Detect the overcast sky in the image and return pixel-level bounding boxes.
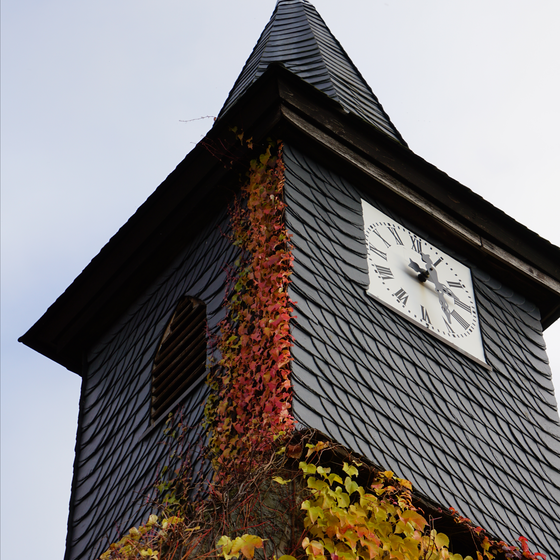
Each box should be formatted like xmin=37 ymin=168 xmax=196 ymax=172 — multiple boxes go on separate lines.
xmin=2 ymin=1 xmax=560 ymax=559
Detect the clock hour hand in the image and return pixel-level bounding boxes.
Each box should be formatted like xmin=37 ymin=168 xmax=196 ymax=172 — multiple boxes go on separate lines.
xmin=408 ymin=259 xmax=430 ymax=282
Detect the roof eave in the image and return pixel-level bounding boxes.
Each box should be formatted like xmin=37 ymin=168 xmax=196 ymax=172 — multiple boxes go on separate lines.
xmin=19 ymin=65 xmax=560 ymax=375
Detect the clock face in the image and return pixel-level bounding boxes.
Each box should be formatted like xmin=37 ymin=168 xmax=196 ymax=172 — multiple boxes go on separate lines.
xmin=362 ymin=200 xmax=486 ymax=363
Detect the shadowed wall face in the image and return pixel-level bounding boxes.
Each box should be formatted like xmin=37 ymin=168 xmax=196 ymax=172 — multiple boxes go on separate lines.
xmin=284 ymin=144 xmax=560 ymax=558
xmin=64 ymin=143 xmax=560 ymax=560
xmin=65 ymin=209 xmax=236 ymax=560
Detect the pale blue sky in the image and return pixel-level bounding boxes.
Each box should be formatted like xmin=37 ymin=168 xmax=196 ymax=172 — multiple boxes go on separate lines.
xmin=2 ymin=1 xmax=560 ymax=559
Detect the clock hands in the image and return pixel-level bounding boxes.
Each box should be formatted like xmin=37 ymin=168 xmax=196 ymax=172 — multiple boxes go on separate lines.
xmin=409 ymin=253 xmax=455 ymax=322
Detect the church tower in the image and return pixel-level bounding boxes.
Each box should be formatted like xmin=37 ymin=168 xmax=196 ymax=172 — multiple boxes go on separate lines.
xmin=21 ymin=1 xmax=560 ymax=559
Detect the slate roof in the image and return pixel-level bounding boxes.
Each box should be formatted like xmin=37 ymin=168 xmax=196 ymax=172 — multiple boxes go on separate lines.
xmin=218 ymin=0 xmax=406 ymax=146
xmin=284 ymin=144 xmax=560 ymax=558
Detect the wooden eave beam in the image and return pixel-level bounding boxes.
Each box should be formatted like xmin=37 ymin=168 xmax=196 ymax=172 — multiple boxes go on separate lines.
xmin=267 ymin=68 xmax=560 ymax=328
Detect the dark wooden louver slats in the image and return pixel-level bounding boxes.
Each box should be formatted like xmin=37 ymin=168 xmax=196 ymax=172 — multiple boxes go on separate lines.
xmin=151 ymin=298 xmax=207 ymax=422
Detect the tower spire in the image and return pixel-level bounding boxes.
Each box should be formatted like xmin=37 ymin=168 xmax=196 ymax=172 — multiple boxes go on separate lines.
xmin=219 ymin=0 xmax=406 ymax=145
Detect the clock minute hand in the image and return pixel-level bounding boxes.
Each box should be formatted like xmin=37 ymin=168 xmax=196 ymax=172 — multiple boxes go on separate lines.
xmin=420 ymin=253 xmax=455 ymax=295
xmin=420 ymin=252 xmax=455 ymax=320
xmin=420 ymin=253 xmax=444 ymax=289
xmin=437 ymin=289 xmax=452 ymax=322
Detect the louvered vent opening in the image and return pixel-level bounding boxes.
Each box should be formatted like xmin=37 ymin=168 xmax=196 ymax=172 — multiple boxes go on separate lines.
xmin=151 ymin=297 xmax=207 ymax=423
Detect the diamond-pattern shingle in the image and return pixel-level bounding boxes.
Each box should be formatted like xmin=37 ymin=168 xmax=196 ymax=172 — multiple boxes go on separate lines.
xmin=64 ymin=211 xmax=235 ymax=560
xmin=285 ymin=143 xmax=560 ymax=559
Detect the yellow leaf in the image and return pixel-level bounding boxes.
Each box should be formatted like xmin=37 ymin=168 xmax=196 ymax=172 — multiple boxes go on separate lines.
xmin=399 ymin=478 xmax=413 ymax=490
xmin=307 ymin=506 xmax=324 ymax=523
xmin=344 ymin=477 xmax=360 ymax=496
xmin=305 ymin=539 xmax=325 ymax=557
xmin=334 ymin=487 xmax=350 ymax=508
xmin=342 ymin=462 xmax=359 ymax=477
xmin=218 ymin=536 xmax=234 ymax=559
xmin=306 ymin=441 xmax=328 ymax=457
xmin=272 ymin=476 xmax=292 ymax=485
xmin=300 ymin=462 xmax=317 ymax=474
xmin=239 ymin=534 xmax=264 ymax=559
xmin=401 ymin=510 xmax=427 ymax=530
xmin=328 ymin=473 xmax=343 ymax=485
xmin=435 ymin=532 xmax=450 ymax=549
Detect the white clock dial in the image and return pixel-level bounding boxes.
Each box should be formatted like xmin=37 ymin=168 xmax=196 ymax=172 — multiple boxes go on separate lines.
xmin=362 ymin=200 xmax=486 ymax=363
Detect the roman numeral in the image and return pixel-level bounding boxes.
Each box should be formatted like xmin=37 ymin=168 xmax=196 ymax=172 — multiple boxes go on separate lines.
xmin=376 ymin=265 xmax=394 ymax=280
xmin=372 ymin=229 xmax=391 ymax=248
xmin=447 ymin=281 xmax=464 ymax=289
xmin=444 ymin=319 xmax=455 ymax=334
xmin=388 ymin=227 xmax=404 ymax=246
xmin=451 ymin=309 xmax=470 ymax=330
xmin=410 ymin=235 xmax=422 ymax=253
xmin=453 ymin=296 xmax=471 ymax=314
xmin=433 ymin=257 xmax=444 ymax=267
xmin=369 ymin=243 xmax=387 ymax=261
xmin=421 ymin=306 xmax=431 ymax=324
xmin=392 ymin=288 xmax=409 ymax=306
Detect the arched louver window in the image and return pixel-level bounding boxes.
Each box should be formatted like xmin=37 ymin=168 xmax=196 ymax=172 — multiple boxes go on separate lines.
xmin=151 ymin=297 xmax=207 ymax=423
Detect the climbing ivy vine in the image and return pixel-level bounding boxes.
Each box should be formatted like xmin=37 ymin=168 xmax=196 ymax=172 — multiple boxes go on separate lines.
xmin=205 ymin=139 xmax=294 ymax=477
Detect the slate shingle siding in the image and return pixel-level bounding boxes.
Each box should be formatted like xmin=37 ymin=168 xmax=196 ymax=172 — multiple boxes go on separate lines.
xmin=65 ymin=209 xmax=235 ymax=560
xmin=65 ymin=144 xmax=560 ymax=560
xmin=284 ymin=144 xmax=560 ymax=559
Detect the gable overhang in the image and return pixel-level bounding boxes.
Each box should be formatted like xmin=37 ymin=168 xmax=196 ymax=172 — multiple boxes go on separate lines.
xmin=19 ymin=64 xmax=560 ymax=375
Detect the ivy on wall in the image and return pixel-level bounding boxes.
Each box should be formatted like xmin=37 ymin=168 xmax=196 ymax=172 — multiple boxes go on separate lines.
xmin=205 ymin=140 xmax=295 ymax=477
